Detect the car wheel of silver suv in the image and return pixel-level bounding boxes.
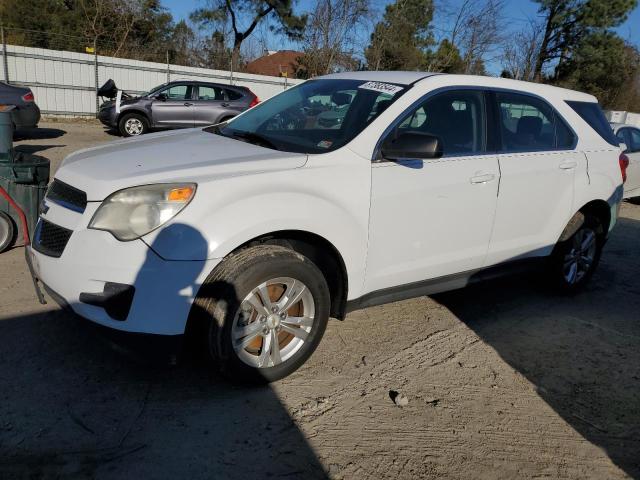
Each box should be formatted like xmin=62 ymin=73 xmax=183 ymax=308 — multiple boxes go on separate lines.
xmin=119 ymin=112 xmax=148 ymax=137
xmin=192 ymin=244 xmax=330 ymax=384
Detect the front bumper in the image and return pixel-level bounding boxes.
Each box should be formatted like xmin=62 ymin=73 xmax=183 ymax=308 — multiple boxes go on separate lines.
xmin=12 ymin=103 xmax=41 ymax=128
xmin=28 ymin=203 xmax=221 ymax=336
xmin=97 ymin=107 xmax=117 ymax=128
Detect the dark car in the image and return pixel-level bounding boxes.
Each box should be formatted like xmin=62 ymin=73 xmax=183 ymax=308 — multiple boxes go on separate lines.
xmin=97 ymin=79 xmax=260 ymax=137
xmin=0 ymin=82 xmax=41 ymax=130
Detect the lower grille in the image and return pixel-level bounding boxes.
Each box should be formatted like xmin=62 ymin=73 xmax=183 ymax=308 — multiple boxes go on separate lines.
xmin=32 ymin=219 xmax=73 ymax=258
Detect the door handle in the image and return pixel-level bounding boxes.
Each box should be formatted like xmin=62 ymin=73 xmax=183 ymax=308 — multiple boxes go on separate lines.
xmin=184 ymin=102 xmax=193 ymax=106
xmin=221 ymin=102 xmax=229 ymax=107
xmin=559 ymin=161 xmax=577 ymax=170
xmin=470 ymin=173 xmax=496 ymax=184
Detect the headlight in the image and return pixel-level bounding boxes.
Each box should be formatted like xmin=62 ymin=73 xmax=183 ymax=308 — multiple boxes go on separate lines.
xmin=89 ymin=183 xmax=196 ymax=241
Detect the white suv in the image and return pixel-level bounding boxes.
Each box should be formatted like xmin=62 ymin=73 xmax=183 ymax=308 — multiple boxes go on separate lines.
xmin=28 ymin=72 xmax=626 ymax=382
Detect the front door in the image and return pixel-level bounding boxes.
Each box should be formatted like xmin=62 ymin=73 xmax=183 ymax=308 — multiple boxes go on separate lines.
xmin=151 ymin=84 xmax=195 ymax=128
xmin=365 ymin=89 xmax=500 ymax=294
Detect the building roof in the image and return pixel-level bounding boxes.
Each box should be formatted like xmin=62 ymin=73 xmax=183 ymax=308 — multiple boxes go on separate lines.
xmin=245 ymin=50 xmax=303 ymax=77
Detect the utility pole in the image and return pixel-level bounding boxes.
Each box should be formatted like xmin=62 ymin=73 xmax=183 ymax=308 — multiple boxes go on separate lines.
xmin=1 ymin=26 xmax=9 ymax=84
xmin=166 ymin=50 xmax=170 ymax=83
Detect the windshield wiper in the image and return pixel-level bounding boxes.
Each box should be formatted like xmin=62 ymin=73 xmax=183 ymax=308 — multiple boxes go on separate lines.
xmin=231 ymin=131 xmax=279 ymax=150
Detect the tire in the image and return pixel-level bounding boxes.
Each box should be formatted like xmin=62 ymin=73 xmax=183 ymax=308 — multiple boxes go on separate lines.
xmin=192 ymin=245 xmax=330 ymax=384
xmin=549 ymin=213 xmax=604 ymax=293
xmin=118 ymin=113 xmax=149 ymax=137
xmin=0 ymin=212 xmax=16 ymax=253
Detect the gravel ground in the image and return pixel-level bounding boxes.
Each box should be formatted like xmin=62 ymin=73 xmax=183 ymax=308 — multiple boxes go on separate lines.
xmin=1 ymin=121 xmax=639 ymax=479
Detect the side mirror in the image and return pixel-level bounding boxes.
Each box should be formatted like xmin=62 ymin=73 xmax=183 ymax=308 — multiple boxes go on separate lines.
xmin=381 ymin=132 xmax=443 ymax=160
xmin=155 ymin=93 xmax=168 ymax=101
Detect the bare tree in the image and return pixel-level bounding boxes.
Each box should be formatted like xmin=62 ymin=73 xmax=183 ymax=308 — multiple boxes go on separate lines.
xmin=297 ymin=0 xmax=370 ymax=78
xmin=447 ymin=0 xmax=505 ymax=74
xmin=501 ymin=19 xmax=543 ymax=81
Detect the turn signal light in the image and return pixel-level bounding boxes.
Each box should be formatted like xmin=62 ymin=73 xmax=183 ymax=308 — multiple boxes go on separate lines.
xmin=167 ymin=186 xmax=195 ymax=202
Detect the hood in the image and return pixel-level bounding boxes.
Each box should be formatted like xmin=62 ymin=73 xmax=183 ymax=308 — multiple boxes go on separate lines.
xmin=55 ymin=129 xmax=308 ymax=201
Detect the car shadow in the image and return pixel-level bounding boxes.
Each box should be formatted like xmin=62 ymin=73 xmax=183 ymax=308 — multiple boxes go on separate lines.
xmin=14 ymin=144 xmax=63 ymax=156
xmin=433 ymin=216 xmax=640 ymax=478
xmin=0 ymin=223 xmax=327 ymax=478
xmin=13 ymin=128 xmax=66 ymax=141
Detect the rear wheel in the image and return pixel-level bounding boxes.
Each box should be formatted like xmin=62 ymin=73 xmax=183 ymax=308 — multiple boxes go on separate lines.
xmin=0 ymin=212 xmax=15 ymax=253
xmin=119 ymin=113 xmax=148 ymax=137
xmin=192 ymin=245 xmax=330 ymax=384
xmin=549 ymin=213 xmax=604 ymax=293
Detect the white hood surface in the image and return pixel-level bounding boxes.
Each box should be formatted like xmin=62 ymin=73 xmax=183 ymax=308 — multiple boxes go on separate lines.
xmin=56 ymin=128 xmax=308 ymax=200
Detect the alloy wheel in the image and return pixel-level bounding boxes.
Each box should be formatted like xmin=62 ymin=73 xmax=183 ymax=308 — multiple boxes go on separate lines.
xmin=563 ymin=228 xmax=597 ymax=285
xmin=231 ymin=277 xmax=315 ymax=368
xmin=125 ymin=118 xmax=143 ymax=135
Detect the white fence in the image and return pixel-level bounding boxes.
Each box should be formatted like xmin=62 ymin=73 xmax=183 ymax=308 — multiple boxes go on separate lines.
xmin=0 ymin=44 xmax=302 ymax=117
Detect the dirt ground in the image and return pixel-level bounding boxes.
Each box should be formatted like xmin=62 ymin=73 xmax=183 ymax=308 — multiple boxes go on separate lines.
xmin=1 ymin=120 xmax=639 ymax=479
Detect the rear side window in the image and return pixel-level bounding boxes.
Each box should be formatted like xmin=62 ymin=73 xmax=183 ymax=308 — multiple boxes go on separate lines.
xmin=496 ymin=92 xmax=574 ymax=152
xmin=197 ymin=85 xmax=224 ymax=101
xmin=566 ymin=101 xmax=618 ymax=147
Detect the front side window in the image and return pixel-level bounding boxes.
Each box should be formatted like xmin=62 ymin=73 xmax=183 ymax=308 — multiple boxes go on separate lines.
xmin=389 ymin=89 xmax=486 ymax=156
xmin=210 ymin=79 xmax=408 ymax=154
xmin=160 ymin=85 xmax=192 ymax=100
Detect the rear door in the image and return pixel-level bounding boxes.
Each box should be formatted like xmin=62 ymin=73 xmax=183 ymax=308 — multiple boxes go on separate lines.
xmin=151 ymin=83 xmax=195 ymax=128
xmin=485 ymin=91 xmax=582 ymax=265
xmin=192 ymin=84 xmax=227 ymax=126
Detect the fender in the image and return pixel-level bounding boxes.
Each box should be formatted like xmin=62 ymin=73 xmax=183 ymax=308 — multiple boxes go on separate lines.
xmin=144 ymin=152 xmax=373 ymax=300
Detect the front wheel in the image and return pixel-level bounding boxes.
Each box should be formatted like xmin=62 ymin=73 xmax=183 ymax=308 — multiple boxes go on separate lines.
xmin=193 ymin=245 xmax=330 ymax=384
xmin=549 ymin=213 xmax=604 ymax=293
xmin=118 ymin=113 xmax=148 ymax=137
xmin=0 ymin=212 xmax=15 ymax=253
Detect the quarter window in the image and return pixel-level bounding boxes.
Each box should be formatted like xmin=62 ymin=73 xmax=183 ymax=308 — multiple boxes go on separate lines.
xmin=391 ymin=90 xmax=486 ymax=156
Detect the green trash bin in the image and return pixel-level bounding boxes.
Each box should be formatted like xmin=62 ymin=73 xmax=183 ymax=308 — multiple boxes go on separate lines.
xmin=0 ymin=105 xmax=50 ymax=251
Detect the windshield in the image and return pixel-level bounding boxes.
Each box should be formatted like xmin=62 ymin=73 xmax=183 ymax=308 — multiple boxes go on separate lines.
xmin=210 ymin=79 xmax=408 ymax=154
xmin=142 ymin=83 xmax=168 ymax=97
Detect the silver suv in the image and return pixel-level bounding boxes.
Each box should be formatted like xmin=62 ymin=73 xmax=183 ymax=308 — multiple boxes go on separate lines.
xmin=97 ymin=80 xmax=259 ymax=137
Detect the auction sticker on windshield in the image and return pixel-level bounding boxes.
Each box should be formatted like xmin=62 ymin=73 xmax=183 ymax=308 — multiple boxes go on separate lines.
xmin=358 ymin=81 xmax=404 ymax=95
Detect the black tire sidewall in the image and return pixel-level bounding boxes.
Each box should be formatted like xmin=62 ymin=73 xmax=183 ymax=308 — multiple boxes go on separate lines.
xmin=0 ymin=212 xmax=15 ymax=253
xmin=550 ymin=214 xmax=604 ymax=293
xmin=206 ymin=247 xmax=330 ymax=383
xmin=118 ymin=113 xmax=148 ymax=137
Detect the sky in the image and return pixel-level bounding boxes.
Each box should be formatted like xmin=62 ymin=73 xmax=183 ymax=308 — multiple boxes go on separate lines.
xmin=163 ymin=0 xmax=640 ymax=73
